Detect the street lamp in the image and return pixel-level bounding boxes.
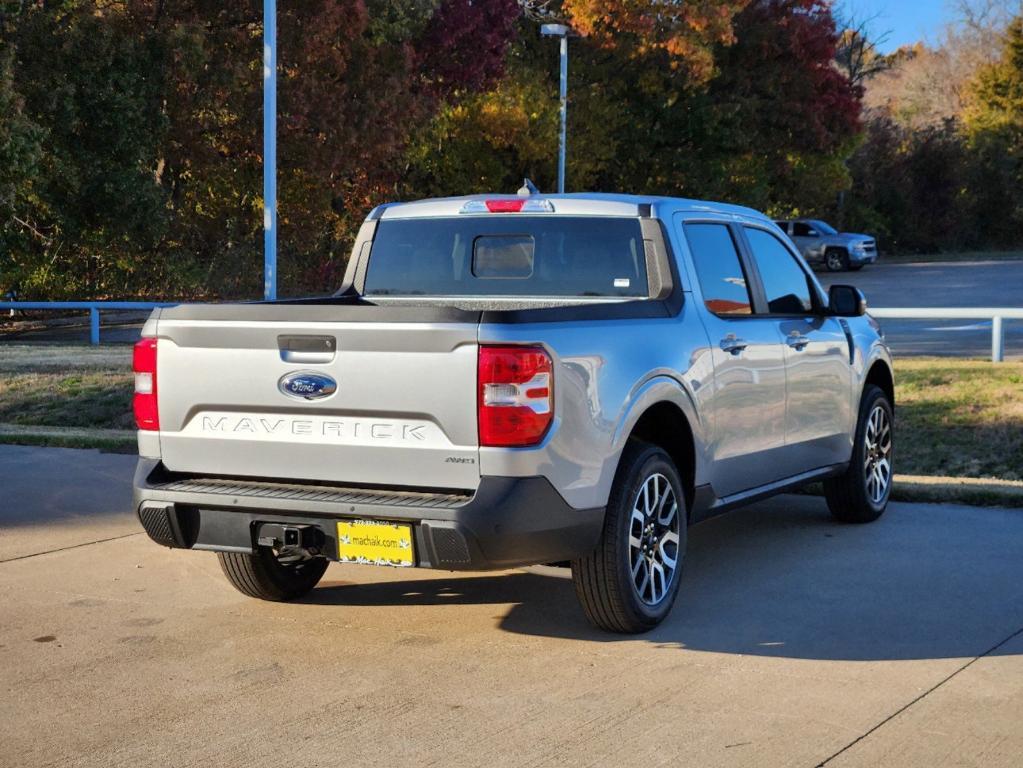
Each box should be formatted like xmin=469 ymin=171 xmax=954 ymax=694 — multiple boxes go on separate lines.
xmin=263 ymin=0 xmax=277 ymax=301
xmin=541 ymin=23 xmax=570 ymax=194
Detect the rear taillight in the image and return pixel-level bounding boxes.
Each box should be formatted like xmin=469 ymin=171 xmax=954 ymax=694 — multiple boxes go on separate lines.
xmin=478 ymin=345 xmax=554 ymax=447
xmin=133 ymin=338 xmax=159 ymax=431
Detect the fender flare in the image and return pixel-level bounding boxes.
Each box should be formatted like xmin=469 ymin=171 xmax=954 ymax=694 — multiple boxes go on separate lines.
xmin=589 ymin=373 xmax=709 ymax=508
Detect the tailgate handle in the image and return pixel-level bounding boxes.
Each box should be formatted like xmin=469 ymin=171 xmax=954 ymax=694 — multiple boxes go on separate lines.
xmin=278 ymin=335 xmax=336 ymax=364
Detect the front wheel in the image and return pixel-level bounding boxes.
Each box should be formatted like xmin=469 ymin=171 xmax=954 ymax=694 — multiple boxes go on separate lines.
xmin=218 ymin=547 xmax=329 ymax=601
xmin=824 ymin=385 xmax=894 ymax=523
xmin=825 ymin=248 xmax=849 ymax=272
xmin=572 ymin=442 xmax=688 ymax=633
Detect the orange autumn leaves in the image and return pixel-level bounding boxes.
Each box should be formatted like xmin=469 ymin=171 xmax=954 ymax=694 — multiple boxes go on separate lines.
xmin=559 ymin=0 xmax=748 ymax=78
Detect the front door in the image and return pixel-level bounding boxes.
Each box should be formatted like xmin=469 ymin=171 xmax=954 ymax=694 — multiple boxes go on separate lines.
xmin=740 ymin=226 xmax=853 ymax=474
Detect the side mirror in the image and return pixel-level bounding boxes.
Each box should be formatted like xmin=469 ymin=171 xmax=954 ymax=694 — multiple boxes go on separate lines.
xmin=807 ymin=229 xmax=819 ymax=237
xmin=829 ymin=284 xmax=867 ymax=317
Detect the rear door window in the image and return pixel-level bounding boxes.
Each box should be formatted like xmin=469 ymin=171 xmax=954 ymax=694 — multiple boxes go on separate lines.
xmin=683 ymin=223 xmax=754 ymax=316
xmin=363 ymin=217 xmax=647 ymax=297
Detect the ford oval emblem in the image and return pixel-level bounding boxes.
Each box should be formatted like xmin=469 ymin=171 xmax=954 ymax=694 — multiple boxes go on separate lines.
xmin=278 ymin=371 xmax=338 ymax=401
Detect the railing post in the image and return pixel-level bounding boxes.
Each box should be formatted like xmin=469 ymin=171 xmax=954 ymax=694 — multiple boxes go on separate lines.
xmin=89 ymin=307 xmax=100 ymax=346
xmin=992 ymin=316 xmax=1004 ymax=363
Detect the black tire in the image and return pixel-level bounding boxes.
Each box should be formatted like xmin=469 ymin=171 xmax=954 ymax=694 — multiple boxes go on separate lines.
xmin=218 ymin=547 xmax=329 ymax=601
xmin=824 ymin=385 xmax=894 ymax=523
xmin=825 ymin=248 xmax=849 ymax=272
xmin=572 ymin=441 xmax=688 ymax=633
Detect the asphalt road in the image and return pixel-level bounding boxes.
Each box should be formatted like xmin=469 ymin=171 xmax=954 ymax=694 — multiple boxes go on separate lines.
xmin=2 ymin=443 xmax=1022 ymax=767
xmin=817 ymin=259 xmax=1023 ymax=358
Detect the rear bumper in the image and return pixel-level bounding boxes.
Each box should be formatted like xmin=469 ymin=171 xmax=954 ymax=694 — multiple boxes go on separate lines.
xmin=133 ymin=460 xmax=604 ymax=570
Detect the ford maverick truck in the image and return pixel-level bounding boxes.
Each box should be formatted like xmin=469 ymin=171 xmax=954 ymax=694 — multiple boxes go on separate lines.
xmin=133 ymin=193 xmax=894 ymax=632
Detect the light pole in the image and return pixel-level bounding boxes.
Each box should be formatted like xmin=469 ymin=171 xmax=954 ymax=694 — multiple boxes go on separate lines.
xmin=541 ymin=23 xmax=570 ymax=194
xmin=263 ymin=0 xmax=277 ymax=301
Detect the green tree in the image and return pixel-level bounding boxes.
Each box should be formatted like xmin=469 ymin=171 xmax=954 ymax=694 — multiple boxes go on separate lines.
xmin=964 ymin=15 xmax=1023 ymax=245
xmin=0 ymin=46 xmax=45 ymax=290
xmin=1 ymin=6 xmax=169 ymax=298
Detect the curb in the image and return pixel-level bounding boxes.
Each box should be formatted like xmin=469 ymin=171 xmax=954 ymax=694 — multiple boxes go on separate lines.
xmin=0 ymin=424 xmax=136 ymax=453
xmin=801 ymin=474 xmax=1023 ymax=509
xmin=890 ymin=474 xmax=1023 ymax=508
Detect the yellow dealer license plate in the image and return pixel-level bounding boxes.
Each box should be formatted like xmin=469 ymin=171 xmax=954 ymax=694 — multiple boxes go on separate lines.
xmin=336 ymin=520 xmax=414 ymax=567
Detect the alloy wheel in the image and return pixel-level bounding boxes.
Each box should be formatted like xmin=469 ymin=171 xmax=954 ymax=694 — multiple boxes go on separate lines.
xmin=627 ymin=473 xmax=681 ymax=606
xmin=863 ymin=404 xmax=893 ymax=504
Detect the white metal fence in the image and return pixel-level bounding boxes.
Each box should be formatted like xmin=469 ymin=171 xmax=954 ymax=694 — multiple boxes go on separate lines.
xmin=870 ymin=307 xmax=1023 ymax=362
xmin=0 ymin=301 xmax=174 ymax=345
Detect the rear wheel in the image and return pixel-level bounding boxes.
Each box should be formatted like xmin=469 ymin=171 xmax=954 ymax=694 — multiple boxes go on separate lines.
xmin=218 ymin=547 xmax=328 ymax=601
xmin=572 ymin=442 xmax=687 ymax=633
xmin=824 ymin=385 xmax=893 ymax=523
xmin=825 ymin=248 xmax=849 ymax=272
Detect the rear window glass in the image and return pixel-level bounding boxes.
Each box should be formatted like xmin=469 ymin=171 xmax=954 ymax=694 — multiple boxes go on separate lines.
xmin=362 ymin=216 xmax=647 ymax=297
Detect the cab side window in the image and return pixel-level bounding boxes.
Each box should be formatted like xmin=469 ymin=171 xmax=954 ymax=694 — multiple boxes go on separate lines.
xmin=792 ymin=222 xmax=814 ymax=237
xmin=745 ymin=227 xmax=814 ymax=314
xmin=684 ymin=223 xmax=754 ymax=316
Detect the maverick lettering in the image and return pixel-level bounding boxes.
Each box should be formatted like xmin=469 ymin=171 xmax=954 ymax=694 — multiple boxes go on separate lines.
xmin=200 ymin=415 xmax=427 ymax=441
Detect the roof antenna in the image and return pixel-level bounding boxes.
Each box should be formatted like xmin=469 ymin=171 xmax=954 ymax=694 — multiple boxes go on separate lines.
xmin=517 ymin=178 xmax=539 ymax=196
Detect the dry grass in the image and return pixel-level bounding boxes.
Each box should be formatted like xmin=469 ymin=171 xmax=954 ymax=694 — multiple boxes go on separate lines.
xmin=0 ymin=345 xmax=134 ymax=430
xmin=0 ymin=344 xmax=131 ymax=373
xmin=893 ymin=358 xmax=1023 ymax=481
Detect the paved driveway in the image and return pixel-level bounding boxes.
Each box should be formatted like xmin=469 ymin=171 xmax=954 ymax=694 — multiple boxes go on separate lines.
xmin=817 ymin=259 xmax=1023 ymax=358
xmin=2 ymin=444 xmax=1022 ymax=767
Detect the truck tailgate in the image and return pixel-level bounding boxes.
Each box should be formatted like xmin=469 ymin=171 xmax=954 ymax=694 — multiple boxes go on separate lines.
xmin=154 ymin=306 xmax=481 ymax=491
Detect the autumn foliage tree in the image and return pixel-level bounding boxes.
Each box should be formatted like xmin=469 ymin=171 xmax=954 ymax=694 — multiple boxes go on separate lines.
xmin=406 ymin=0 xmax=861 ymax=216
xmin=3 ymin=1 xmax=1018 ymax=300
xmin=0 ymin=0 xmax=518 ymax=299
xmin=843 ymin=10 xmax=1023 ymax=252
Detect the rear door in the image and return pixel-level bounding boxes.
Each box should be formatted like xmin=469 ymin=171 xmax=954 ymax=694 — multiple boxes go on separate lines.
xmin=678 ymin=217 xmax=789 ymax=496
xmin=155 ymin=304 xmax=481 ymax=491
xmin=738 ymin=225 xmax=853 ymax=473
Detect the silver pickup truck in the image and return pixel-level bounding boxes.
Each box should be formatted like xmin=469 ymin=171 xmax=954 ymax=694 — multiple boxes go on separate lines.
xmin=133 ymin=193 xmax=894 ymax=633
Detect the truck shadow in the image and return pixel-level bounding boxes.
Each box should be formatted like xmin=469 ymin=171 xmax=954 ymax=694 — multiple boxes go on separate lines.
xmin=306 ymin=495 xmax=1023 ymax=661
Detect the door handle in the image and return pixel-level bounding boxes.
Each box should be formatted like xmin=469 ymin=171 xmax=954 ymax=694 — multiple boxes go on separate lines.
xmin=787 ymin=333 xmax=810 ymax=351
xmin=720 ymin=335 xmax=749 ymax=355
xmin=278 ymin=335 xmax=337 ymax=364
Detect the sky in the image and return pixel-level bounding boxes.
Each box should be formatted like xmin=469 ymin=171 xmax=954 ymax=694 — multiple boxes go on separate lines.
xmin=842 ymin=0 xmax=955 ymax=52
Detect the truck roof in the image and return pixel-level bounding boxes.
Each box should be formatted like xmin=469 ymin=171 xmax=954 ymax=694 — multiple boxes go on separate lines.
xmin=370 ymin=192 xmax=771 ymax=223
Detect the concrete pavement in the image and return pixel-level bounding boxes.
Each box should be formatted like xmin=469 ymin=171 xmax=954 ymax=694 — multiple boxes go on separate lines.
xmin=1 ymin=443 xmax=1022 ymax=767
xmin=0 ymin=444 xmax=138 ymax=562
